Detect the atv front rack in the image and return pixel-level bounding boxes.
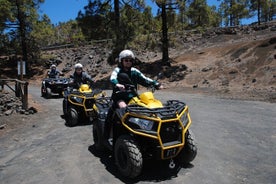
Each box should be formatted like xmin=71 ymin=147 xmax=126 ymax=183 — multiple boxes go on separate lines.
xmin=126 ymin=100 xmax=186 ymax=119
xmin=70 ymin=88 xmax=104 ymax=97
xmin=95 ymin=97 xmax=112 ymax=109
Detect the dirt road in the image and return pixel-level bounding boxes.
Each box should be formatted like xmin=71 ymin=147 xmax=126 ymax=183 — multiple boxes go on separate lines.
xmin=0 ymin=85 xmax=275 ymax=184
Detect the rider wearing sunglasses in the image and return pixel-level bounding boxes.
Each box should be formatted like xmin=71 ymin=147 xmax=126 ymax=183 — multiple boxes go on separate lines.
xmin=110 ymin=49 xmax=163 ymax=109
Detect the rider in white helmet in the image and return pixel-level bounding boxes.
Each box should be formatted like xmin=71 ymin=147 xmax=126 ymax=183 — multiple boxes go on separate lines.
xmin=102 ymin=49 xmax=164 ymax=145
xmin=69 ymin=63 xmax=95 ymax=89
xmin=110 ymin=49 xmax=163 ymax=108
xmin=47 ymin=64 xmax=62 ymax=78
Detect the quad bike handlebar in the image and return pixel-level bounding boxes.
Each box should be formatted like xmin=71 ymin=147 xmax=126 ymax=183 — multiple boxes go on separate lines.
xmin=115 ymin=72 xmax=163 ymax=95
xmin=114 ymin=83 xmax=139 ymax=98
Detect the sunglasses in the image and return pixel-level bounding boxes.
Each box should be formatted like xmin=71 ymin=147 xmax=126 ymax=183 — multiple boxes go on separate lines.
xmin=122 ymin=58 xmax=133 ymax=63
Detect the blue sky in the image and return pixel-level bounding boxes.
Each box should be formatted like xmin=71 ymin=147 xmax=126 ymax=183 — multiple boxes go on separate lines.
xmin=40 ymin=0 xmax=255 ymax=25
xmin=39 ymin=0 xmax=217 ymax=25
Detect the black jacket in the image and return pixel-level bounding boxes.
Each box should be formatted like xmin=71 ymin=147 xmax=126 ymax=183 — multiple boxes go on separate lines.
xmin=70 ymin=71 xmax=94 ymax=88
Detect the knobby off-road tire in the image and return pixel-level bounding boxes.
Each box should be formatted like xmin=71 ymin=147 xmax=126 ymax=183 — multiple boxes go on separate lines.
xmin=92 ymin=122 xmax=105 ymax=150
xmin=92 ymin=125 xmax=99 ymax=147
xmin=177 ymin=129 xmax=197 ymax=164
xmin=41 ymin=87 xmax=45 ymax=97
xmin=115 ymin=135 xmax=143 ymax=179
xmin=46 ymin=87 xmax=52 ymax=99
xmin=66 ymin=106 xmax=78 ymax=127
xmin=59 ymin=92 xmax=63 ymax=98
xmin=62 ymin=99 xmax=67 ymax=116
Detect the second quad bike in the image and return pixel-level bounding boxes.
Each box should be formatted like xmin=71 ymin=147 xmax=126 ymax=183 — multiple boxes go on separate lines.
xmin=62 ymin=84 xmax=108 ymax=127
xmin=41 ymin=77 xmax=69 ymax=98
xmin=92 ymin=73 xmax=197 ymax=179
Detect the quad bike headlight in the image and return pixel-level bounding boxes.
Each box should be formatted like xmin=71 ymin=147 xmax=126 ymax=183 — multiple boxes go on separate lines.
xmin=128 ymin=117 xmax=154 ymax=131
xmin=180 ymin=111 xmax=189 ymax=127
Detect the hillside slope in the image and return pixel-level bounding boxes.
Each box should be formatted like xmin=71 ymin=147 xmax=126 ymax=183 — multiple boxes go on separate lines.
xmin=169 ymin=33 xmax=276 ymax=102
xmin=1 ymin=22 xmax=275 ymax=102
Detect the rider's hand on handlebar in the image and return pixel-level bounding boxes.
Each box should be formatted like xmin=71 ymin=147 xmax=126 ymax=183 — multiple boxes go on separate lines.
xmin=155 ymin=82 xmax=164 ymax=90
xmin=157 ymin=84 xmax=164 ymax=90
xmin=116 ymin=83 xmax=125 ymax=91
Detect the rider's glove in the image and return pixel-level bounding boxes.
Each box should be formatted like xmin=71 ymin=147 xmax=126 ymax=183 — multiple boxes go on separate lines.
xmin=155 ymin=82 xmax=164 ymax=90
xmin=116 ymin=83 xmax=125 ymax=91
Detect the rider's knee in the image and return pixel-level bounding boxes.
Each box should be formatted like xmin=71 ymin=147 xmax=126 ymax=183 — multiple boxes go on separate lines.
xmin=118 ymin=100 xmax=127 ymax=108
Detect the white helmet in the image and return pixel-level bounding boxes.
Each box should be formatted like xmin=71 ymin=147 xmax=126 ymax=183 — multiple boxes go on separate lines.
xmin=119 ymin=50 xmax=135 ymax=63
xmin=74 ymin=63 xmax=83 ymax=69
xmin=50 ymin=64 xmax=56 ymax=69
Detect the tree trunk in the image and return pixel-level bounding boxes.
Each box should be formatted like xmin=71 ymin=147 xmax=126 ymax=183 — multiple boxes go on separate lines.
xmin=161 ymin=3 xmax=170 ymax=66
xmin=110 ymin=0 xmax=124 ymax=64
xmin=16 ymin=0 xmax=28 ymax=77
xmin=114 ymin=0 xmax=120 ymax=44
xmin=229 ymin=0 xmax=233 ymax=26
xmin=257 ymin=0 xmax=260 ymax=25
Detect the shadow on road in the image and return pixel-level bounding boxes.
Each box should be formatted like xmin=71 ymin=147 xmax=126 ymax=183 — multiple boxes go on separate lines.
xmin=88 ymin=144 xmax=194 ymax=183
xmin=41 ymin=94 xmax=64 ymax=99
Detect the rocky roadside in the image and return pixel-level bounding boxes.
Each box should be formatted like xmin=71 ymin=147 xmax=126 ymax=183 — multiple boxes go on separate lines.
xmin=0 ymin=90 xmax=38 ymax=132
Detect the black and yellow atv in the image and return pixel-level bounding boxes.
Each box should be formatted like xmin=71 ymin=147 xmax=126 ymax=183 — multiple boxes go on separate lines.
xmin=92 ymin=74 xmax=197 ymax=178
xmin=62 ymin=84 xmax=107 ymax=127
xmin=41 ymin=77 xmax=69 ymax=98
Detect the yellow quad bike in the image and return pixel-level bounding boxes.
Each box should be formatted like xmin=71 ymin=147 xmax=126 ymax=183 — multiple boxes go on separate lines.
xmin=62 ymin=84 xmax=106 ymax=127
xmin=92 ymin=74 xmax=197 ymax=179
